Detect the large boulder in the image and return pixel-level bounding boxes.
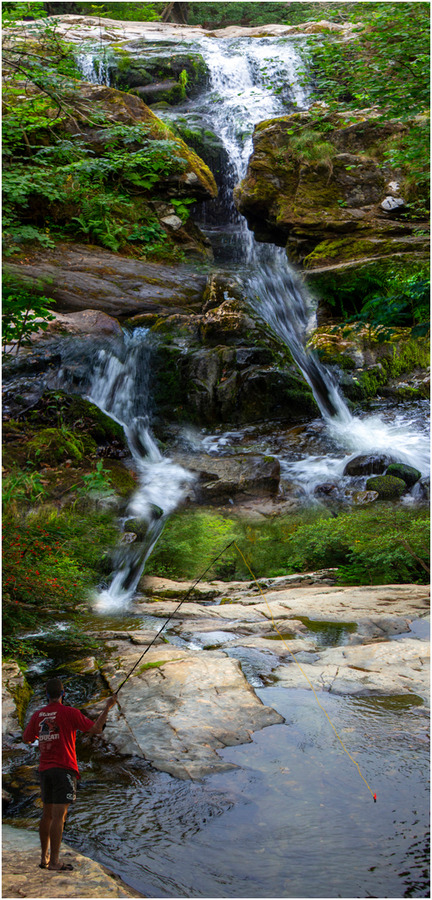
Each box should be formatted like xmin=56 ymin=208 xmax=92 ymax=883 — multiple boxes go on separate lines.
xmin=108 ymin=43 xmax=209 ymax=103
xmin=4 ymin=243 xmax=208 ymax=316
xmin=101 ymin=644 xmax=284 ymax=779
xmin=234 ymin=109 xmax=429 ymax=303
xmin=365 ymin=474 xmax=407 ymax=499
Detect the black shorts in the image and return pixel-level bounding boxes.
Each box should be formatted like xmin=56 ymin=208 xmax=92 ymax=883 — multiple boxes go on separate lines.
xmin=40 ymin=768 xmax=77 ymax=804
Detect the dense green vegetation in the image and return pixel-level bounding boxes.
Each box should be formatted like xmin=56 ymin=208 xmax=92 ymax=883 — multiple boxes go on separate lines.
xmin=2 ymin=506 xmax=119 ymax=659
xmin=314 ymin=261 xmax=430 ymax=337
xmin=305 ymin=2 xmax=430 ymax=216
xmin=2 ymin=389 xmax=134 ymax=660
xmin=145 ymin=507 xmax=430 ymax=586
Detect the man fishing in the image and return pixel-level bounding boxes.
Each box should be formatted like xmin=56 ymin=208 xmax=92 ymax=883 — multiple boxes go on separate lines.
xmin=22 ymin=677 xmax=117 ymax=872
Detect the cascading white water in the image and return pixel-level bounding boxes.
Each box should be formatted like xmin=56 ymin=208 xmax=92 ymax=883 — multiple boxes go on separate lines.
xmin=87 ymin=330 xmax=195 ymax=611
xmin=76 ymin=49 xmax=111 ymax=85
xmin=79 ymin=29 xmax=428 ymax=574
xmin=189 ymin=36 xmax=429 ymax=480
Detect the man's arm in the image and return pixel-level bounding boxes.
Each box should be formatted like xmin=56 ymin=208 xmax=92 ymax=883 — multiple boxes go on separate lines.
xmin=86 ymin=695 xmax=117 ymax=736
xmin=22 ymin=713 xmax=37 ymax=744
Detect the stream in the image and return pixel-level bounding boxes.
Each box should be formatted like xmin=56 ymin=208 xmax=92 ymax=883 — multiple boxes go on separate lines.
xmin=5 ymin=26 xmax=429 ymax=900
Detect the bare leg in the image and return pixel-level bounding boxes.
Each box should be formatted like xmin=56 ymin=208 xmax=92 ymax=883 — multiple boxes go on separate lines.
xmin=47 ymin=803 xmax=69 ymax=870
xmin=39 ymin=803 xmax=53 ymax=867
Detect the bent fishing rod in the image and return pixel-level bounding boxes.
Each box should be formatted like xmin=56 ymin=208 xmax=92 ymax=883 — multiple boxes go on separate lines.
xmin=115 ymin=540 xmax=236 ymax=694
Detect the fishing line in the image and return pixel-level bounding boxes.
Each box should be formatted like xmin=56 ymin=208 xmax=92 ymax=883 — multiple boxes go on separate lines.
xmin=113 ymin=537 xmax=376 ymax=802
xmin=115 ymin=540 xmax=235 ymax=693
xmin=233 ymin=541 xmax=377 ymax=802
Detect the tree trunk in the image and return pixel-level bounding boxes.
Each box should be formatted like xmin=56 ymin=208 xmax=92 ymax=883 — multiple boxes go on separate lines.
xmin=162 ymin=2 xmax=189 ymax=24
xmin=44 ymin=2 xmax=80 ymax=14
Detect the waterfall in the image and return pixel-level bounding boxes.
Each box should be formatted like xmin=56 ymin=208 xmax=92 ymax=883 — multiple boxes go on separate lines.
xmin=190 ymin=36 xmax=429 ymax=478
xmin=76 ymin=49 xmax=111 ymax=85
xmin=77 ymin=30 xmax=428 ymax=604
xmin=87 ymin=330 xmax=195 ymax=612
xmin=192 ymin=36 xmax=349 ymax=419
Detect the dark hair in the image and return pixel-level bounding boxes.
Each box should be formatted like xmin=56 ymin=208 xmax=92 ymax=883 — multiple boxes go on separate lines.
xmin=45 ymin=677 xmax=64 ymax=700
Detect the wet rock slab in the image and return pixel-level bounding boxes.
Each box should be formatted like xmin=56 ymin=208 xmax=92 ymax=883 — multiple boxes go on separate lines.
xmin=274 ymin=638 xmax=429 ymax=700
xmin=101 ymin=646 xmax=283 ymax=779
xmin=5 ymin=243 xmax=207 ymax=317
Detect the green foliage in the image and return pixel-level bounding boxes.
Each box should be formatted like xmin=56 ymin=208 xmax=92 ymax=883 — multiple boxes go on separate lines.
xmin=314 ymin=261 xmax=430 ymax=335
xmin=76 ymin=460 xmax=116 ymax=504
xmin=2 ymin=469 xmax=48 ymax=507
xmin=146 ymin=506 xmax=429 ymax=586
xmin=2 ymin=19 xmax=190 ymax=260
xmin=186 ymin=2 xmax=355 ymax=28
xmin=2 ymin=276 xmax=56 ymax=355
xmin=146 ymin=511 xmax=241 ymax=580
xmin=305 ymin=3 xmax=430 ymax=207
xmin=2 ymin=505 xmax=119 ymax=659
xmin=74 ymin=2 xmax=165 ymax=21
xmin=288 ymin=128 xmax=335 ymax=168
xmin=351 ymin=276 xmax=430 ymax=336
xmin=2 ymin=2 xmax=46 ymax=24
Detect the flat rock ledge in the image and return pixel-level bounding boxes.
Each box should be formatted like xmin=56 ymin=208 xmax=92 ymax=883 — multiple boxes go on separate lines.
xmin=92 ymin=580 xmax=430 ymax=782
xmin=101 ymin=646 xmax=283 ymax=780
xmin=2 ymin=824 xmax=142 ymax=898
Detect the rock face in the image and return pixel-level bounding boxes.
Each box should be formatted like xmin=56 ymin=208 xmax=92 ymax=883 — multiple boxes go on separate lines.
xmin=3 ymin=259 xmax=317 ymax=429
xmin=4 ymin=243 xmax=208 ymax=316
xmin=2 ymin=663 xmax=30 ymax=739
xmin=61 ymin=82 xmax=217 ymax=202
xmin=235 ymin=109 xmax=429 ymax=295
xmin=101 ymin=646 xmax=284 ymax=779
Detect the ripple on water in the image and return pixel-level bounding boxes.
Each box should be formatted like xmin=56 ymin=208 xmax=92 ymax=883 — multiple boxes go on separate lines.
xmin=64 ymin=687 xmax=429 ymax=899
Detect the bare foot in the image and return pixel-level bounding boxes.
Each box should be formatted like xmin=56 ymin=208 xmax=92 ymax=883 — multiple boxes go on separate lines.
xmin=48 ymin=862 xmax=74 ymax=871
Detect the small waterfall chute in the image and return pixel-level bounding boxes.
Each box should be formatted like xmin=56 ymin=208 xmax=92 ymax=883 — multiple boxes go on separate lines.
xmin=87 ymin=329 xmax=195 ymax=612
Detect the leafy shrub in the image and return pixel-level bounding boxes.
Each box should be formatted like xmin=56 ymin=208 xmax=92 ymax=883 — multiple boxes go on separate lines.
xmin=2 ymin=276 xmax=55 ymax=355
xmin=2 ymin=19 xmax=191 ymax=260
xmin=2 ymin=507 xmax=119 ymax=659
xmin=146 ymin=506 xmax=430 ymax=585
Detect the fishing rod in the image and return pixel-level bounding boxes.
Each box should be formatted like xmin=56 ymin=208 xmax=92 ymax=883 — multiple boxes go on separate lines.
xmin=113 ymin=537 xmax=377 ymax=802
xmin=115 ymin=540 xmax=235 ymax=694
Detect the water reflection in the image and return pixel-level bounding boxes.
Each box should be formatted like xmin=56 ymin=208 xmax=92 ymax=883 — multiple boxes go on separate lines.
xmin=66 ymin=687 xmax=429 ymax=898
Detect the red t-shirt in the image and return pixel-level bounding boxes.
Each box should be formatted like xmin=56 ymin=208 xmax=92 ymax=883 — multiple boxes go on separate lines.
xmin=23 ymin=701 xmax=94 ymax=775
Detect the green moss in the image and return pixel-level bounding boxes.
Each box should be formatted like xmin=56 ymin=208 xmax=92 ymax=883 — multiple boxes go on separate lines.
xmin=102 ymin=462 xmax=137 ymax=498
xmin=137 ymin=659 xmax=179 ymax=674
xmin=366 ymin=475 xmax=407 ymax=499
xmin=8 ymin=676 xmax=33 ymax=728
xmin=386 ymin=464 xmax=421 ymax=486
xmin=26 ymin=427 xmax=89 ymax=465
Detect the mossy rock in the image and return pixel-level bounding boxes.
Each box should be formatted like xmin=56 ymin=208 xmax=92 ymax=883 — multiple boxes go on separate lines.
xmin=110 ymin=49 xmax=208 ymax=98
xmin=365 ymin=474 xmax=407 ymax=499
xmin=7 ymin=674 xmax=33 ymax=728
xmin=102 ymin=461 xmax=137 ymax=498
xmin=386 ymin=463 xmax=421 ymax=487
xmin=27 ymin=392 xmax=126 ymax=447
xmin=26 ymin=427 xmax=92 ymax=465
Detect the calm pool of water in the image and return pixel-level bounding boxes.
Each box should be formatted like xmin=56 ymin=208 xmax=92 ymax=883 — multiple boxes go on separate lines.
xmin=65 ymin=686 xmax=429 ymax=898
